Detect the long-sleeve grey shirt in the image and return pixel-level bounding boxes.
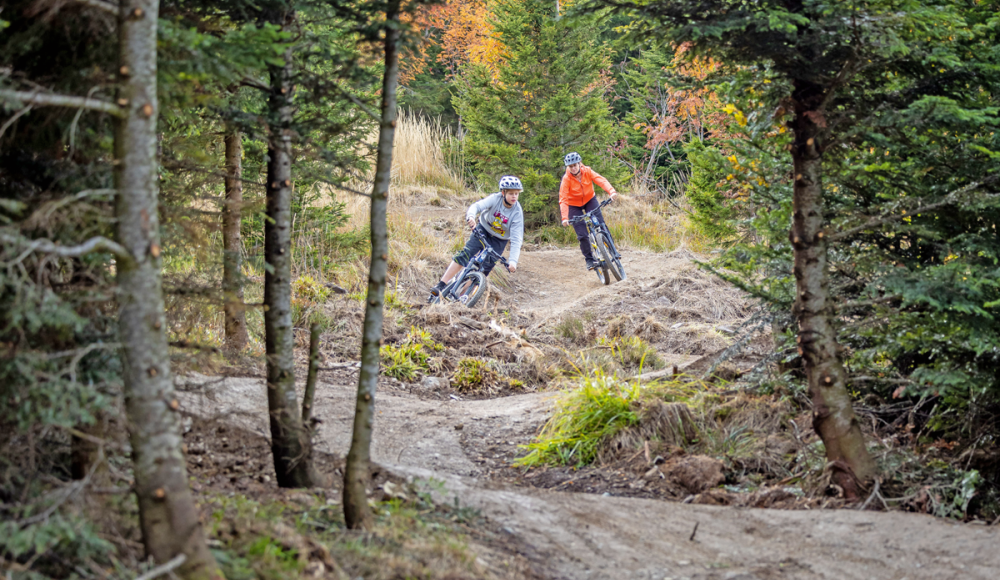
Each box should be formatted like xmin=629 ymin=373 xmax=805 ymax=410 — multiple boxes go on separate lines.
xmin=466 ymin=192 xmax=524 ymax=265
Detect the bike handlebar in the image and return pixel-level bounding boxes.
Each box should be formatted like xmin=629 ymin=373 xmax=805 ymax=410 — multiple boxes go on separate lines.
xmin=566 ymin=197 xmax=615 ymax=225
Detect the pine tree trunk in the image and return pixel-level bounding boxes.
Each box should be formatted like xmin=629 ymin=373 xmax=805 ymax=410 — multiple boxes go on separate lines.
xmin=222 ymin=126 xmax=248 ymax=353
xmin=343 ymin=0 xmax=401 ymax=531
xmin=789 ymin=85 xmax=876 ymax=498
xmin=114 ymin=2 xmax=220 ymax=577
xmin=263 ymin=9 xmax=315 ymax=488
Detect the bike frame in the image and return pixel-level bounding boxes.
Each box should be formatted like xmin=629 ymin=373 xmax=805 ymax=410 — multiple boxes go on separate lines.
xmin=441 ymin=228 xmax=509 ymax=302
xmin=568 ymin=198 xmax=621 ymax=260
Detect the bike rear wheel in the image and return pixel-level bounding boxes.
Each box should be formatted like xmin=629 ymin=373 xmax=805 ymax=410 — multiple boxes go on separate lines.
xmin=593 ymin=233 xmax=612 ymax=285
xmin=454 ymin=271 xmax=488 ymax=308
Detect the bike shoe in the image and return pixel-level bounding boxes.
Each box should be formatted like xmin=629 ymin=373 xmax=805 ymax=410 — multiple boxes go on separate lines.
xmin=585 ymin=258 xmax=598 ymax=270
xmin=428 ymin=281 xmax=446 ymax=300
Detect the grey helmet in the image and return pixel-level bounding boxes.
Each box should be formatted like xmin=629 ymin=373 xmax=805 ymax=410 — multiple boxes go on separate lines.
xmin=498 ymin=175 xmax=523 ymax=190
xmin=564 ymin=152 xmax=582 ymax=166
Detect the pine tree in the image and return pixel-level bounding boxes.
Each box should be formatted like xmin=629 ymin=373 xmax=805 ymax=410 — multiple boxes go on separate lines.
xmin=601 ymin=0 xmax=1000 ymax=496
xmin=454 ymin=0 xmax=618 ymax=225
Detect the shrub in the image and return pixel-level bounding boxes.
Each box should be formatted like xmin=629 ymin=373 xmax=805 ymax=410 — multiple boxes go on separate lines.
xmin=554 ymin=315 xmax=586 ymax=343
xmin=515 ymin=370 xmax=639 ymax=467
xmin=597 ymin=336 xmax=664 ymax=370
xmin=380 ymin=327 xmax=443 ymax=381
xmin=451 ymin=358 xmax=524 ymax=395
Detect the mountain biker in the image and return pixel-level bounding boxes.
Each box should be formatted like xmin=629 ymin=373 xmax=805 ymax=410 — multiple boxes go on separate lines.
xmin=559 ymin=152 xmax=619 ymax=270
xmin=429 ymin=175 xmax=524 ymax=299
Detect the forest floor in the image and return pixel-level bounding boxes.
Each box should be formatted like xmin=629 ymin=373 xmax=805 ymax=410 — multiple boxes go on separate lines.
xmin=178 ymin=200 xmax=1000 ymax=579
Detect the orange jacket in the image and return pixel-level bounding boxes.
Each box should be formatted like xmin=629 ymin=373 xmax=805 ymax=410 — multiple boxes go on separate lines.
xmin=559 ymin=165 xmax=617 ymax=221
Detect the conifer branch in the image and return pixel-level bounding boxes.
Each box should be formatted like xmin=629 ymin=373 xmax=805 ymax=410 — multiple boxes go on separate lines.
xmin=829 ymin=177 xmax=1000 ymax=242
xmin=240 ymin=77 xmax=272 ymax=92
xmin=0 ymin=105 xmax=32 ymax=141
xmin=0 ymin=232 xmax=132 ymax=266
xmin=0 ymin=90 xmax=124 ymax=118
xmin=837 ymin=295 xmax=902 ymax=311
xmin=329 ymin=83 xmax=379 ymax=122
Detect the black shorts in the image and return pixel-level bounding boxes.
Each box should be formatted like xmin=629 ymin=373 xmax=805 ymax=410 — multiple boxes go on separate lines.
xmin=453 ymin=225 xmax=509 ymax=276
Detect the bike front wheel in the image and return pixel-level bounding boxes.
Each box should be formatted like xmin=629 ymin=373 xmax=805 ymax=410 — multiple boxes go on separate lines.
xmin=598 ymin=233 xmax=625 ymax=282
xmin=593 ymin=233 xmax=612 ymax=285
xmin=454 ymin=271 xmax=488 ymax=308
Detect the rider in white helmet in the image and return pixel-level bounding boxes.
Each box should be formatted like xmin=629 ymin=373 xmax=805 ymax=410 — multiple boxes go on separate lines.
xmin=429 ymin=175 xmax=524 ymax=298
xmin=559 ymin=152 xmax=619 ymax=270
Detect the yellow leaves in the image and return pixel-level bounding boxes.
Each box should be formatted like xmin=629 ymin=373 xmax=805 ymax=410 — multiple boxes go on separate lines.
xmin=723 ymin=103 xmax=747 ymax=126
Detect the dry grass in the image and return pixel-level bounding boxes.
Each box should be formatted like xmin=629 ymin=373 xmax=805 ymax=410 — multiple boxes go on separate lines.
xmin=391 ymin=109 xmax=465 ymax=191
xmin=610 ymin=172 xmax=715 ymax=254
xmin=603 ymin=195 xmax=684 ymax=253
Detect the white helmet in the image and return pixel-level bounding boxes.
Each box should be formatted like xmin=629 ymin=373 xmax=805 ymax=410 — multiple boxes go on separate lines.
xmin=498 ymin=175 xmax=523 ymax=190
xmin=564 ymin=152 xmax=582 ymax=166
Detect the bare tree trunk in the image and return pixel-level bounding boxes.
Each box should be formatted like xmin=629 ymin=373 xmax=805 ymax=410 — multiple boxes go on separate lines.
xmin=114 ymin=1 xmax=220 ymax=577
xmin=302 ymin=322 xmax=320 ymax=424
xmin=343 ymin=0 xmax=401 ymax=531
xmin=263 ymin=7 xmax=316 ymax=489
xmin=222 ymin=126 xmax=248 ymax=353
xmin=790 ymin=85 xmax=876 ymax=499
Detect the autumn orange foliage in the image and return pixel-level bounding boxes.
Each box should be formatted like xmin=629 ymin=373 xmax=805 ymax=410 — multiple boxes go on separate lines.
xmin=402 ymin=0 xmax=508 ymax=84
xmin=634 ymin=43 xmax=732 ymax=148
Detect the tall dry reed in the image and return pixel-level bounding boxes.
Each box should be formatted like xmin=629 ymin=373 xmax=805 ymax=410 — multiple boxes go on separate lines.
xmin=391 ymin=109 xmax=465 ymax=191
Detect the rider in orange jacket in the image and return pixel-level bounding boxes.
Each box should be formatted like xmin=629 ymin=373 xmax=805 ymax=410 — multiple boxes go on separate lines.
xmin=559 ymin=152 xmax=618 ymax=270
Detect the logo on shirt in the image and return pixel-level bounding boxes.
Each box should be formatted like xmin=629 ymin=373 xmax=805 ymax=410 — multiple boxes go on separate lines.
xmin=490 ymin=211 xmax=509 ymax=235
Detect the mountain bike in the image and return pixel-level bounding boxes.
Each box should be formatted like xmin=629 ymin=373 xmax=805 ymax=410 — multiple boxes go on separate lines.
xmin=567 ymin=198 xmax=626 ymax=285
xmin=428 ymin=228 xmax=510 ymax=308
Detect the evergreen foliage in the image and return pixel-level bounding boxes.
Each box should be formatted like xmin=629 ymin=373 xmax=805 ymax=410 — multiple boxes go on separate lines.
xmin=601 ymin=0 xmax=1000 ymax=437
xmin=682 ymin=139 xmax=736 ymax=242
xmin=453 ymin=0 xmax=620 ymax=225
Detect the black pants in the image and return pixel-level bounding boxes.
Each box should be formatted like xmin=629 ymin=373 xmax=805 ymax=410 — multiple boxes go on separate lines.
xmin=452 ymin=225 xmax=508 ymax=276
xmin=567 ymin=196 xmax=605 ymax=261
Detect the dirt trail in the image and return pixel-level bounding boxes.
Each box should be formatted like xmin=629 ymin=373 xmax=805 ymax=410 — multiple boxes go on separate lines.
xmin=181 ymin=361 xmax=1000 ymax=579
xmin=512 ymin=248 xmax=669 ymax=317
xmin=180 ymin=202 xmax=1000 ymax=579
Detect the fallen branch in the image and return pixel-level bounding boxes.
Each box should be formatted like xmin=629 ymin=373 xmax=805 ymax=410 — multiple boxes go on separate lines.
xmin=134 ymin=554 xmax=186 ymax=580
xmin=0 ymin=89 xmax=124 ymax=118
xmin=857 ymin=478 xmax=883 ymax=511
xmin=168 ymin=340 xmax=220 ymax=353
xmin=318 ymin=361 xmax=360 ymax=371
